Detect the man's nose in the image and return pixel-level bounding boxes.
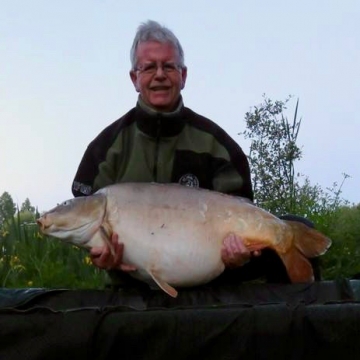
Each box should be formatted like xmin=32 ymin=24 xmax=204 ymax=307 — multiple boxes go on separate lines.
xmin=154 ymin=66 xmax=167 ymax=78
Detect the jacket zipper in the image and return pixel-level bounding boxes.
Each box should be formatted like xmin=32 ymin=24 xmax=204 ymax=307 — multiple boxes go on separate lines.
xmin=153 ymin=115 xmax=161 ymax=181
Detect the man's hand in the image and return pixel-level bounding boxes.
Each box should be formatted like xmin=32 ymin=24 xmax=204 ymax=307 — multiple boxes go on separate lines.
xmin=221 ymin=233 xmax=260 ymax=268
xmin=90 ymin=233 xmax=137 ymax=272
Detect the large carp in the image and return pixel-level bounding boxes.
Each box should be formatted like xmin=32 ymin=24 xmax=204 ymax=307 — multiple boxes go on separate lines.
xmin=37 ymin=183 xmax=331 ymax=297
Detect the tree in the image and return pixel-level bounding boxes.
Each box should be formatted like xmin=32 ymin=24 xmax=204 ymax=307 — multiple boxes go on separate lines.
xmin=20 ymin=198 xmax=35 ymax=214
xmin=0 ymin=192 xmax=16 ymax=226
xmin=240 ymin=95 xmax=355 ymax=279
xmin=241 ymin=94 xmax=302 ymax=215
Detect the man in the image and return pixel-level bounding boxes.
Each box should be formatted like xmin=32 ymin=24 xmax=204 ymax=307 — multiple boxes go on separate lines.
xmin=72 ymin=20 xmax=289 ymax=287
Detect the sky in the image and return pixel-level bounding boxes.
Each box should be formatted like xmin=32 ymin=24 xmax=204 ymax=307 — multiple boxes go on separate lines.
xmin=1 ymin=0 xmax=359 ymax=212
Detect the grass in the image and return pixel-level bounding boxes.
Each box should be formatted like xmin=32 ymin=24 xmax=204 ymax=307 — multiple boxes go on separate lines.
xmin=0 ymin=214 xmax=107 ymax=289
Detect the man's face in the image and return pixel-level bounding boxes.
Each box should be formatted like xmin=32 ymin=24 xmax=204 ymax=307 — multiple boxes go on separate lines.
xmin=130 ymin=41 xmax=187 ymax=112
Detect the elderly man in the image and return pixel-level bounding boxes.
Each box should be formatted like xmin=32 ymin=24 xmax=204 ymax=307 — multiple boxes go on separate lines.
xmin=72 ymin=20 xmax=289 ymax=287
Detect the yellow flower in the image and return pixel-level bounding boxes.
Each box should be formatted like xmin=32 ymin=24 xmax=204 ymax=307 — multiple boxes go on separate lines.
xmin=10 ymin=256 xmax=20 ymax=267
xmin=13 ymin=264 xmax=25 ymax=272
xmin=83 ymin=256 xmax=92 ymax=265
xmin=28 ymin=281 xmax=33 ymax=287
xmin=7 ymin=256 xmax=25 ymax=271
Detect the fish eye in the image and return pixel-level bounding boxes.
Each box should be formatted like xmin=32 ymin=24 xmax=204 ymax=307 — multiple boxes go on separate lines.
xmin=61 ymin=200 xmax=71 ymax=206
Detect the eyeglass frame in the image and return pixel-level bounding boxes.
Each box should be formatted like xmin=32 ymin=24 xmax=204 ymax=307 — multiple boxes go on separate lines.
xmin=134 ymin=62 xmax=183 ymax=75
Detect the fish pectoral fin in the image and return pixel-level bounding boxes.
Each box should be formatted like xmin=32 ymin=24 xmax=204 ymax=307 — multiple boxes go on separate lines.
xmin=147 ymin=269 xmax=178 ymax=298
xmin=99 ymin=223 xmax=116 ymax=257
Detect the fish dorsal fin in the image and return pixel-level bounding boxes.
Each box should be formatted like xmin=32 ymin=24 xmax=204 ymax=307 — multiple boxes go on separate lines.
xmin=147 ymin=269 xmax=178 ymax=298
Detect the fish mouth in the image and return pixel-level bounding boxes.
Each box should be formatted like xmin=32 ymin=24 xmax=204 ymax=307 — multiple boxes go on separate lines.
xmin=36 ymin=217 xmax=74 ymax=235
xmin=36 ymin=216 xmax=101 ymax=248
xmin=36 ymin=218 xmax=49 ymax=232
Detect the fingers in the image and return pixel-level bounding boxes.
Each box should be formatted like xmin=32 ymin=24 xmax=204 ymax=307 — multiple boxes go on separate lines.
xmin=90 ymin=244 xmax=111 ymax=269
xmin=89 ymin=232 xmax=137 ymax=272
xmin=222 ymin=233 xmax=252 ymax=268
xmin=120 ymin=264 xmax=137 ymax=272
xmin=252 ymin=250 xmax=261 ymax=257
xmin=110 ymin=235 xmax=124 ymax=269
xmin=90 ymin=246 xmax=104 ymax=257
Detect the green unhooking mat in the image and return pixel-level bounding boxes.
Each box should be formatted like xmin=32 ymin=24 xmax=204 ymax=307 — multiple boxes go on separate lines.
xmin=0 ymin=280 xmax=360 ymax=360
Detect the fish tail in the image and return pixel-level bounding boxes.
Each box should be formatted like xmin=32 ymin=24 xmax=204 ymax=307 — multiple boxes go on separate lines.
xmin=277 ymin=221 xmax=332 ymax=283
xmin=287 ymin=220 xmax=332 ymax=258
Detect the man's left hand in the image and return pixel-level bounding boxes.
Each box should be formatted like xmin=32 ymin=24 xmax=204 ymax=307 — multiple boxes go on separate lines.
xmin=221 ymin=233 xmax=260 ymax=268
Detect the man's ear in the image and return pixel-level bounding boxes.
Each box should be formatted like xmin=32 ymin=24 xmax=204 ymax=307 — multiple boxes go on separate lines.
xmin=180 ymin=66 xmax=188 ymax=90
xmin=129 ymin=70 xmax=140 ymax=92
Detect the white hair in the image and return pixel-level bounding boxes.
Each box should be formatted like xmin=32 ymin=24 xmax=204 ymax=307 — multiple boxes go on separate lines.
xmin=130 ymin=20 xmax=185 ymax=70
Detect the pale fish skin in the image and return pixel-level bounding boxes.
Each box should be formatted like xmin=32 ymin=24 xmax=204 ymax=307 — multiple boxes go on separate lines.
xmin=37 ymin=183 xmax=332 ymax=298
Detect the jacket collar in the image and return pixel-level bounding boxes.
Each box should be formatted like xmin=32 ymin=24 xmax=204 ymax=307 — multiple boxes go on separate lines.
xmin=135 ymin=96 xmax=186 ymax=137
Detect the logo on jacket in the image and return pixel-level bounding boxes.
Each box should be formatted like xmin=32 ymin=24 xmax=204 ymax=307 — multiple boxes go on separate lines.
xmin=178 ymin=173 xmax=199 ymax=188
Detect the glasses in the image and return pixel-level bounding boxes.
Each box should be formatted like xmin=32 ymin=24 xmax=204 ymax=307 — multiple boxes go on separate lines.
xmin=135 ymin=62 xmax=181 ymax=75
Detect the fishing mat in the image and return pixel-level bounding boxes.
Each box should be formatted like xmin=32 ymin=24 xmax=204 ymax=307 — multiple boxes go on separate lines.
xmin=1 ymin=279 xmax=360 ymax=360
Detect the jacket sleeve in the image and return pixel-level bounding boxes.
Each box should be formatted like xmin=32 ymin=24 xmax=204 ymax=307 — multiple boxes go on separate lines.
xmin=185 ymin=108 xmax=254 ymax=201
xmin=72 ymin=142 xmax=103 ymax=197
xmin=211 ymin=137 xmax=253 ymax=201
xmin=212 ymin=160 xmax=253 ymax=201
xmin=71 ymin=114 xmax=132 ymax=197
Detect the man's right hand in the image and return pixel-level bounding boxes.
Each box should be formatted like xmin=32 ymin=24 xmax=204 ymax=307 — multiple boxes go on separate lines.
xmin=90 ymin=233 xmax=137 ymax=272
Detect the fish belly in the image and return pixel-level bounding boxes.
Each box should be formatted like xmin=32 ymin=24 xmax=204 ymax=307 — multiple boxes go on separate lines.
xmin=111 ymin=212 xmax=225 ymax=287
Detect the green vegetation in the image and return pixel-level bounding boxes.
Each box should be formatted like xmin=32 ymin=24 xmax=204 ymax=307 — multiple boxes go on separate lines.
xmin=1 ymin=95 xmax=359 ymax=288
xmin=0 ymin=195 xmax=106 ymax=288
xmin=242 ymin=95 xmax=359 ymax=279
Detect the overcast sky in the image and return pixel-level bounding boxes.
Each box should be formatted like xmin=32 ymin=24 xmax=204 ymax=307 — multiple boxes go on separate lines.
xmin=1 ymin=0 xmax=359 ymax=211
